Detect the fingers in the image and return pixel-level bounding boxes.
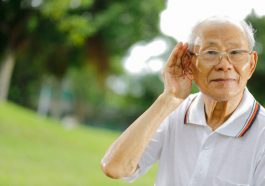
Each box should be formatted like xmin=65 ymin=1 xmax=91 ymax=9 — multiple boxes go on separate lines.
xmin=167 ymin=42 xmax=188 ymax=68
xmin=163 ymin=42 xmax=192 ymax=79
xmin=167 ymin=42 xmax=182 ymax=67
xmin=181 ymin=50 xmax=192 ymax=75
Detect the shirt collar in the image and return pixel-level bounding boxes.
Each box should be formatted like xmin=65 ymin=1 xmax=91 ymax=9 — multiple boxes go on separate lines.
xmin=184 ymin=88 xmax=260 ymax=137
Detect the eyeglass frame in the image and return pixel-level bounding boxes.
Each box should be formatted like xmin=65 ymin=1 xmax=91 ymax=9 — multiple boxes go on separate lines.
xmin=189 ymin=49 xmax=253 ymax=65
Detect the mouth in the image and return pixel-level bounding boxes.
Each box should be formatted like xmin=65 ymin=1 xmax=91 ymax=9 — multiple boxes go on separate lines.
xmin=210 ymin=78 xmax=237 ymax=83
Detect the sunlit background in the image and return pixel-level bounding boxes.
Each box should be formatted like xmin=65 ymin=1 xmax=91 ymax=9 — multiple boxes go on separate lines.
xmin=1 ymin=0 xmax=265 ymax=185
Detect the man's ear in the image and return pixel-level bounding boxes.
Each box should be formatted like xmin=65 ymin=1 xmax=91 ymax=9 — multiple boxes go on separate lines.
xmin=188 ymin=63 xmax=194 ymax=80
xmin=248 ymin=51 xmax=258 ymax=79
xmin=188 ymin=56 xmax=197 ymax=80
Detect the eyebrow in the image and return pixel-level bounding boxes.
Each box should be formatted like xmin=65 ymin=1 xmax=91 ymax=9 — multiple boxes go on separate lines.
xmin=226 ymin=41 xmax=243 ymax=47
xmin=203 ymin=40 xmax=243 ymax=48
xmin=206 ymin=41 xmax=219 ymax=45
xmin=204 ymin=40 xmax=220 ymax=45
xmin=200 ymin=41 xmax=219 ymax=51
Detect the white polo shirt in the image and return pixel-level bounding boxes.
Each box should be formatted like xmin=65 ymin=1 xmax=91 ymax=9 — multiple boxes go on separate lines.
xmin=125 ymin=89 xmax=265 ymax=186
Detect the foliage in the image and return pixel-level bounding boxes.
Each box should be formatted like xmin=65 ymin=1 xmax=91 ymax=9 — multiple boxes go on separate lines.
xmin=67 ymin=35 xmax=177 ymax=129
xmin=1 ymin=0 xmax=164 ymax=110
xmin=0 ymin=101 xmax=157 ymax=185
xmin=245 ymin=11 xmax=265 ymax=105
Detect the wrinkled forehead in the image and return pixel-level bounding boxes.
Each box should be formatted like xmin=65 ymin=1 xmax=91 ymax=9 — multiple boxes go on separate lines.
xmin=193 ymin=21 xmax=249 ymax=51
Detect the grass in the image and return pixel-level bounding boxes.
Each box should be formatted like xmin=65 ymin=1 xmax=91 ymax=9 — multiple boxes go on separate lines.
xmin=0 ymin=102 xmax=157 ymax=186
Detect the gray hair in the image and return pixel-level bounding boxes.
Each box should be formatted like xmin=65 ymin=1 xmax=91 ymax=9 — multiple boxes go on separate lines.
xmin=187 ymin=16 xmax=256 ymax=51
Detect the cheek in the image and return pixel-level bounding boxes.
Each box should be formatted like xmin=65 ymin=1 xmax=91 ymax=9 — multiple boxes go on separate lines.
xmin=194 ymin=59 xmax=205 ymax=73
xmin=191 ymin=60 xmax=210 ymax=76
xmin=191 ymin=61 xmax=210 ymax=85
xmin=241 ymin=63 xmax=251 ymax=72
xmin=237 ymin=63 xmax=252 ymax=80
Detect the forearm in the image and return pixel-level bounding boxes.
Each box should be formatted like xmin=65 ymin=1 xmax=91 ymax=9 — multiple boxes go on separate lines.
xmin=101 ymin=92 xmax=183 ymax=179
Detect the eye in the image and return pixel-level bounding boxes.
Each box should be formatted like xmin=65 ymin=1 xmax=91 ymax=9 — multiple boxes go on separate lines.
xmin=204 ymin=50 xmax=218 ymax=55
xmin=229 ymin=50 xmax=243 ymax=55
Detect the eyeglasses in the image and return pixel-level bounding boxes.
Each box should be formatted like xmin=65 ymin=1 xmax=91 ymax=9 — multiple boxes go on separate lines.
xmin=190 ymin=49 xmax=252 ymax=66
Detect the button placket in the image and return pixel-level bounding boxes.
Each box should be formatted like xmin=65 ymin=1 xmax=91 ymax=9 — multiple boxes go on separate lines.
xmin=190 ymin=133 xmax=217 ymax=186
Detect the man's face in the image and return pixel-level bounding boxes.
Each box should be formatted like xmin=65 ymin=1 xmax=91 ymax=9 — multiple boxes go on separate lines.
xmin=191 ymin=22 xmax=257 ymax=101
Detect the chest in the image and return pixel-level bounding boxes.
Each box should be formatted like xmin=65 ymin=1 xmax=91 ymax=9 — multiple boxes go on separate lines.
xmin=157 ymin=125 xmax=256 ymax=186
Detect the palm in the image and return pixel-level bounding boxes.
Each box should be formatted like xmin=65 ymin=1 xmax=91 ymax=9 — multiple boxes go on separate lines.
xmin=163 ymin=42 xmax=193 ymax=99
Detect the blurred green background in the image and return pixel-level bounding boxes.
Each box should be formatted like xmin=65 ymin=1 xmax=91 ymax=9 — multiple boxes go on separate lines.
xmin=0 ymin=0 xmax=265 ymax=185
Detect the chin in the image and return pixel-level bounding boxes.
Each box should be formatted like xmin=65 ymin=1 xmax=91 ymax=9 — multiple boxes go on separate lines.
xmin=201 ymin=88 xmax=243 ymax=102
xmin=209 ymin=93 xmax=235 ymax=102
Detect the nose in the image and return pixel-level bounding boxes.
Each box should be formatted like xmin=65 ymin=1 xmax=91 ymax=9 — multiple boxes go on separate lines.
xmin=215 ymin=53 xmax=233 ymax=71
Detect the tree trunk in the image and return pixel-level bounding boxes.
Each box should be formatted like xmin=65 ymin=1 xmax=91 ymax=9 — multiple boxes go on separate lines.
xmin=0 ymin=50 xmax=15 ymax=102
xmin=86 ymin=35 xmax=109 ymax=84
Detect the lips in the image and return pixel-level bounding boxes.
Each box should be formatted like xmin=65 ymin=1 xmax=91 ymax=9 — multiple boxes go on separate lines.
xmin=210 ymin=78 xmax=237 ymax=82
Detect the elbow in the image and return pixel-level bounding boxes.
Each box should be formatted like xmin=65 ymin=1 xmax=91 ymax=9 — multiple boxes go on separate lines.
xmin=101 ymin=160 xmax=121 ymax=179
xmin=101 ymin=158 xmax=136 ymax=179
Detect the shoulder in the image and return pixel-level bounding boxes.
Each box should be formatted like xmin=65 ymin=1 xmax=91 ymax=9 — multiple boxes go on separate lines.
xmin=254 ymin=105 xmax=265 ymax=138
xmin=170 ymin=92 xmax=200 ymax=117
xmin=166 ymin=92 xmax=200 ymax=127
xmin=254 ymin=104 xmax=265 ymax=132
xmin=258 ymin=104 xmax=265 ymax=119
xmin=249 ymin=104 xmax=265 ymax=153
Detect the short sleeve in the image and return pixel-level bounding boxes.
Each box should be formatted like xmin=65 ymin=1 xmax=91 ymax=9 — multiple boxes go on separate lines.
xmin=123 ymin=117 xmax=170 ymax=183
xmin=123 ymin=94 xmax=195 ymax=183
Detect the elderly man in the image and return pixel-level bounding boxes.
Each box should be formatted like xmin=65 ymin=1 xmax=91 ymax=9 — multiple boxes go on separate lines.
xmin=101 ymin=16 xmax=265 ymax=185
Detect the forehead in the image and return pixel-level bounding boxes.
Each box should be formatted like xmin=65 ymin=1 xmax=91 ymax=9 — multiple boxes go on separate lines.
xmin=195 ymin=22 xmax=249 ymax=49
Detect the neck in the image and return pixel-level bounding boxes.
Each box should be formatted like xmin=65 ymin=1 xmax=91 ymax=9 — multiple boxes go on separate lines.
xmin=204 ymin=92 xmax=244 ymax=131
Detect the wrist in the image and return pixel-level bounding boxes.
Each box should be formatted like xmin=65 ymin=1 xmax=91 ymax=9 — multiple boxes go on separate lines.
xmin=158 ymin=92 xmax=184 ymax=112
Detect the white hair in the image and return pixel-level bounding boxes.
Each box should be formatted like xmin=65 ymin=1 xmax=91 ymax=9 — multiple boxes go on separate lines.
xmin=187 ymin=16 xmax=256 ymax=51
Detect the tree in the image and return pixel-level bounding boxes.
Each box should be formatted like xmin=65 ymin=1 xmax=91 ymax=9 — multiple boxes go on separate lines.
xmin=245 ymin=10 xmax=265 ymax=105
xmin=1 ymin=0 xmax=164 ymax=105
xmin=1 ymin=0 xmax=165 ymax=127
